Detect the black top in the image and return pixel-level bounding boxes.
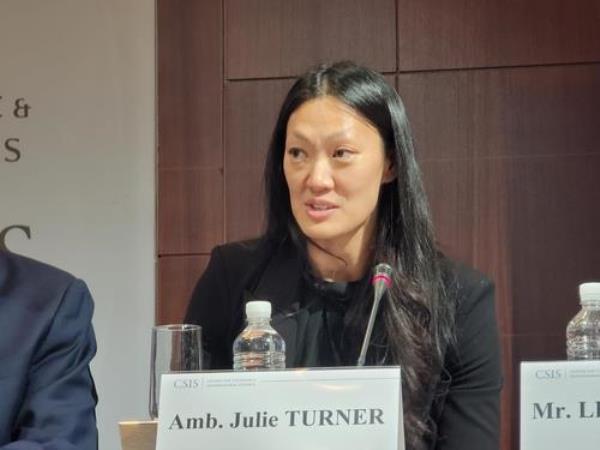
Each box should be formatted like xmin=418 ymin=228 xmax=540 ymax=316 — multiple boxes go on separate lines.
xmin=185 ymin=239 xmax=502 ymax=450
xmin=281 ymin=268 xmax=368 ymax=367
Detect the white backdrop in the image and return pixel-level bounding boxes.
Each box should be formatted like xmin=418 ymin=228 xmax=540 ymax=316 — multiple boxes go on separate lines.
xmin=0 ymin=2 xmax=155 ymax=449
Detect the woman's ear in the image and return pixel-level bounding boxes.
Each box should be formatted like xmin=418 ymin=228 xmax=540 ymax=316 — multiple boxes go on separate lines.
xmin=382 ymin=158 xmax=396 ymax=184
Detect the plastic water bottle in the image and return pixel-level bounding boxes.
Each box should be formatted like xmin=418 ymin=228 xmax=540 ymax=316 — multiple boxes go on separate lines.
xmin=566 ymin=282 xmax=600 ymax=360
xmin=233 ymin=300 xmax=285 ymax=370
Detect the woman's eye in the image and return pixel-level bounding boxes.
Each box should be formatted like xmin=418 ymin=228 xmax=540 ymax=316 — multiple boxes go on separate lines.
xmin=332 ymin=148 xmax=353 ymax=159
xmin=287 ymin=147 xmax=305 ymax=160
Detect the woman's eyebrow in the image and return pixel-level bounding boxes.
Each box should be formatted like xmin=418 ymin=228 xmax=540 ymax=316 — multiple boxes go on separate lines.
xmin=288 ymin=128 xmax=353 ymax=143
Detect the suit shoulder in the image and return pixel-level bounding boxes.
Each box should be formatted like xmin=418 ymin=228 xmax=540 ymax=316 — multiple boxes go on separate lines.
xmin=211 ymin=238 xmax=271 ymax=272
xmin=213 ymin=238 xmax=264 ymax=258
xmin=441 ymin=257 xmax=494 ymax=315
xmin=1 ymin=251 xmax=76 ymax=287
xmin=0 ymin=251 xmax=87 ymax=314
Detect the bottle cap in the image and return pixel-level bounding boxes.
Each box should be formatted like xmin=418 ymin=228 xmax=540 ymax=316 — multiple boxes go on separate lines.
xmin=245 ymin=300 xmax=272 ymax=320
xmin=579 ymin=282 xmax=600 ymax=304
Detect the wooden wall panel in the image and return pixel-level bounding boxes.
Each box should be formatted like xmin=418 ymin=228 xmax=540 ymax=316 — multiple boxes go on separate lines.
xmin=158 ymin=168 xmax=224 ymax=254
xmin=157 ymin=0 xmax=223 ymax=256
xmin=467 ymin=66 xmax=600 ymax=159
xmin=472 ymin=155 xmax=600 ymax=338
xmin=400 ymin=62 xmax=600 ymax=323
xmin=399 ymin=65 xmax=600 ymax=162
xmin=506 ymin=155 xmax=600 ymax=335
xmin=158 ymin=0 xmax=223 ymax=169
xmin=474 ymin=158 xmax=514 ymax=336
xmin=157 ymin=255 xmax=210 ymax=324
xmin=398 ymin=73 xmax=468 ymax=161
xmin=224 ymin=79 xmax=294 ymax=240
xmin=225 ymin=79 xmax=294 ymax=168
xmin=397 ymin=0 xmax=600 ymax=71
xmin=226 ymin=167 xmax=265 ymax=242
xmin=420 ymin=160 xmax=475 ymax=265
xmin=225 ymin=0 xmax=396 ymax=79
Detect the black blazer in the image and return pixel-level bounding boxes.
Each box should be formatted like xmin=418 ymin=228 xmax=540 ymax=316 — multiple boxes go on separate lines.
xmin=0 ymin=251 xmax=97 ymax=450
xmin=185 ymin=239 xmax=502 ymax=450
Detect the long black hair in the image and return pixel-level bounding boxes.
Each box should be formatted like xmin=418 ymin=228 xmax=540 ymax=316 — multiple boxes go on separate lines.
xmin=263 ymin=61 xmax=456 ymax=449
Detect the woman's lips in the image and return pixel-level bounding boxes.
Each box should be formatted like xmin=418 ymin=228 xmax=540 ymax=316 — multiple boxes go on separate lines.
xmin=304 ymin=202 xmax=338 ymax=221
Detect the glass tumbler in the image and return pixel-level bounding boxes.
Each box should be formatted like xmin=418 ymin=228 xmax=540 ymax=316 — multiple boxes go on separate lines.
xmin=149 ymin=324 xmax=201 ymax=419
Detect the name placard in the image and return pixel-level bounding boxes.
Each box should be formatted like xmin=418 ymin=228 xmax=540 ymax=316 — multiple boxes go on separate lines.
xmin=156 ymin=367 xmax=403 ymax=450
xmin=521 ymin=361 xmax=600 ymax=450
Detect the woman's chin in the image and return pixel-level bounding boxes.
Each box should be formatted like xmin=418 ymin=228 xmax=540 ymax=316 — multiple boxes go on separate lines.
xmin=298 ymin=223 xmax=346 ymax=244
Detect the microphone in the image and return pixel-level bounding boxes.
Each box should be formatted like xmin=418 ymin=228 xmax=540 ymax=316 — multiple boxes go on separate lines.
xmin=357 ymin=263 xmax=393 ymax=366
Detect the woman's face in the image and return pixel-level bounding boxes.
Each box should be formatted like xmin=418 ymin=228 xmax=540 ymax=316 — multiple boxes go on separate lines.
xmin=283 ymin=95 xmax=394 ymax=249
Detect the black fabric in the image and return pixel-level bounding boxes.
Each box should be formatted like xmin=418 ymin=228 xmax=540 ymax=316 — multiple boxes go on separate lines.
xmin=282 ymin=269 xmax=368 ymax=367
xmin=185 ymin=239 xmax=502 ymax=450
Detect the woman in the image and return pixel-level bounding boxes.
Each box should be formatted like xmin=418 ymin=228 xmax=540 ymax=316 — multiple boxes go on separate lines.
xmin=185 ymin=61 xmax=502 ymax=450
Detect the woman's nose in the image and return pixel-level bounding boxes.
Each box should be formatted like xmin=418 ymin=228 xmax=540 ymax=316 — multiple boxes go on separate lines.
xmin=305 ymin=158 xmax=334 ymax=192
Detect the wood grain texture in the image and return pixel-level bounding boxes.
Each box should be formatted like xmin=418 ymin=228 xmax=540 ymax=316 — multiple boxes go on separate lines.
xmin=397 ymin=72 xmax=468 ymax=161
xmin=398 ymin=64 xmax=600 ymax=162
xmin=158 ymin=168 xmax=223 ymax=254
xmin=157 ymin=254 xmax=210 ymax=325
xmin=158 ymin=0 xmax=222 ymax=169
xmin=400 ymin=65 xmax=600 ymax=335
xmin=473 ymin=158 xmax=514 ymax=336
xmin=224 ymin=79 xmax=294 ymax=241
xmin=225 ymin=0 xmax=396 ymax=79
xmin=226 ymin=167 xmax=265 ymax=242
xmin=503 ymin=155 xmax=600 ymax=335
xmin=119 ymin=421 xmax=157 ymax=450
xmin=225 ymin=79 xmax=295 ymax=169
xmin=499 ymin=335 xmax=513 ymax=450
xmin=420 ymin=160 xmax=475 ymax=266
xmin=397 ymin=0 xmax=600 ymax=71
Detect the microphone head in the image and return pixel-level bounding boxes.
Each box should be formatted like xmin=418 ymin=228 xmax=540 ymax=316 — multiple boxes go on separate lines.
xmin=371 ymin=263 xmax=393 ymax=288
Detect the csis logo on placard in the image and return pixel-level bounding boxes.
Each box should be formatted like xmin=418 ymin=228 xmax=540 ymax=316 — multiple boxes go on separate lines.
xmin=173 ymin=379 xmax=201 ymax=389
xmin=534 ymin=369 xmax=564 ymax=380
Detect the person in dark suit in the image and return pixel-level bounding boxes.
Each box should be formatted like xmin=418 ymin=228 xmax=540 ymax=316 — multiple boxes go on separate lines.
xmin=185 ymin=61 xmax=502 ymax=450
xmin=0 ymin=250 xmax=98 ymax=450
